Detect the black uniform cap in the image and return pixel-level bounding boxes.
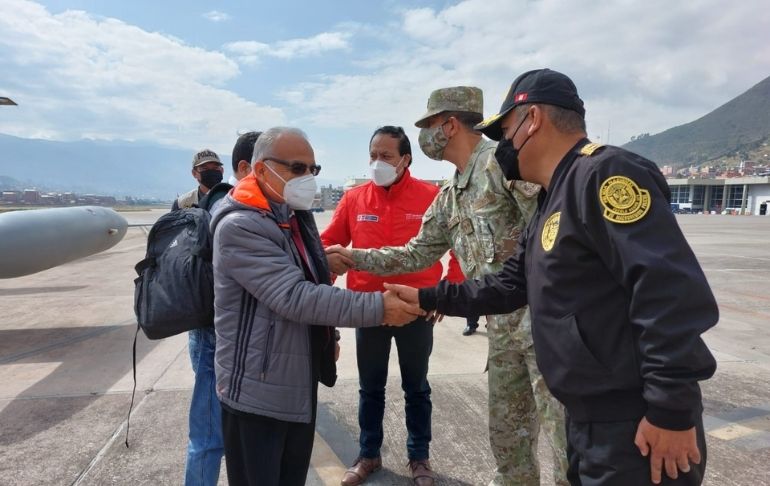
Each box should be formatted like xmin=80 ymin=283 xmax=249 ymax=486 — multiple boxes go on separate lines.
xmin=475 ymin=68 xmax=585 ymax=141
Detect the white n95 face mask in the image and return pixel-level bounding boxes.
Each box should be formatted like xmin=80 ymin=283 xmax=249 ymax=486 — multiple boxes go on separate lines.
xmin=265 ymin=163 xmax=318 ymax=210
xmin=369 ymin=157 xmax=404 ymax=187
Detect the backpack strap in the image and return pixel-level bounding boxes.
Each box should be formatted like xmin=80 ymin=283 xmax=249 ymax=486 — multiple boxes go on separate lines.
xmin=191 ymin=244 xmax=212 ymax=260
xmin=198 ymin=183 xmax=234 ymax=211
xmin=124 ymin=322 xmax=141 ymax=448
xmin=134 ymin=257 xmax=156 ymax=276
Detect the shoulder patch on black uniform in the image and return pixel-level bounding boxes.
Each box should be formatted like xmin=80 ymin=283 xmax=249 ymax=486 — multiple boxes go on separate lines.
xmin=599 ymin=176 xmax=651 ymax=224
xmin=541 ymin=212 xmax=560 ymax=251
xmin=580 ymin=143 xmax=605 ymax=156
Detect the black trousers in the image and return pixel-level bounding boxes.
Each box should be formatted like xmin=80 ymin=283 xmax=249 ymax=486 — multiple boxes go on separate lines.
xmin=356 ymin=318 xmax=433 ymax=460
xmin=221 ymin=397 xmax=317 ymax=486
xmin=565 ymin=414 xmax=707 ymax=486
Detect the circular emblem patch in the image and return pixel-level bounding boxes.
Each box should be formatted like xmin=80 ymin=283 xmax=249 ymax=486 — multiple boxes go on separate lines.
xmin=599 ymin=176 xmax=651 ymax=224
xmin=541 ymin=212 xmax=560 ymax=252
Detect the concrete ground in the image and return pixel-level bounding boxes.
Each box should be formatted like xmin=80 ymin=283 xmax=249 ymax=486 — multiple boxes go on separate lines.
xmin=0 ymin=209 xmax=768 ymax=485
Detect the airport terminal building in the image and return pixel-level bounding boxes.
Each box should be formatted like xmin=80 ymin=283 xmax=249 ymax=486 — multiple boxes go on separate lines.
xmin=666 ymin=176 xmax=770 ymax=215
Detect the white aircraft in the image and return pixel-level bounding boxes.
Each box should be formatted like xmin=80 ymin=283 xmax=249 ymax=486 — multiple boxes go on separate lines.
xmin=0 ymin=97 xmax=136 ymax=278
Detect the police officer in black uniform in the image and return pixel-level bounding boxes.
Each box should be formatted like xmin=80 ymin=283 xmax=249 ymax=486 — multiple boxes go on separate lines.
xmin=385 ymin=69 xmax=717 ymax=486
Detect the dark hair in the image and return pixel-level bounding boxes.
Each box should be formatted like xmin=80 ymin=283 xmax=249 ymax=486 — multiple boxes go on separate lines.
xmin=443 ymin=111 xmax=484 ymax=131
xmin=231 ymin=131 xmax=262 ymax=172
xmin=369 ymin=126 xmax=412 ymax=166
xmin=514 ymin=104 xmax=586 ymax=133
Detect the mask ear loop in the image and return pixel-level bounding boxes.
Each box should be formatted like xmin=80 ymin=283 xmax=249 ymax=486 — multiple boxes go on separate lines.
xmin=260 ymin=161 xmax=287 ymax=200
xmin=394 ymin=155 xmax=406 ymax=172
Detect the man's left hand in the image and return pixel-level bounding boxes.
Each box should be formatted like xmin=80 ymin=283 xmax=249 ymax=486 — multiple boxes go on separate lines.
xmin=634 ymin=417 xmax=701 ymax=484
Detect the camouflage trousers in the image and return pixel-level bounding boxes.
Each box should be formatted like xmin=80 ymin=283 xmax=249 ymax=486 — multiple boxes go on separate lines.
xmin=486 ymin=307 xmax=569 ymax=486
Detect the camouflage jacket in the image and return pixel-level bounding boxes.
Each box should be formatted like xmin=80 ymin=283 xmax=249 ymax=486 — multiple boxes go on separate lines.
xmin=352 ymin=139 xmax=539 ymax=279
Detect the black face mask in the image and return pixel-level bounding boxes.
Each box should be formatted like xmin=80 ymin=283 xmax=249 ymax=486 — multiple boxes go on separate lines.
xmin=199 ymin=168 xmax=223 ymax=189
xmin=494 ymin=113 xmax=531 ymax=181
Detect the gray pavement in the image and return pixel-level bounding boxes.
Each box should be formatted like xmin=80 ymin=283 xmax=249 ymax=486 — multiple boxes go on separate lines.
xmin=0 ymin=209 xmax=769 ymax=485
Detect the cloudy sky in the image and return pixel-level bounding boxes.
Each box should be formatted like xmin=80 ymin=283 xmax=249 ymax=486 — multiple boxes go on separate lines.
xmin=1 ymin=0 xmax=769 ymax=182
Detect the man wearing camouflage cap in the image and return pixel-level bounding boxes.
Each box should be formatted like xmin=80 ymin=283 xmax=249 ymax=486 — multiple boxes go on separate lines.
xmin=326 ymin=87 xmax=569 ymax=486
xmin=396 ymin=69 xmax=716 ymax=486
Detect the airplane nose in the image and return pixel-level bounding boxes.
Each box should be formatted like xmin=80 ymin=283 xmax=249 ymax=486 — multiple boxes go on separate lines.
xmin=0 ymin=206 xmax=130 ymax=278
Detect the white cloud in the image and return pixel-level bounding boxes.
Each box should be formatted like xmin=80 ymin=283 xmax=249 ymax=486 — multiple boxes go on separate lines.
xmin=0 ymin=0 xmax=284 ymax=153
xmin=280 ymin=0 xmax=770 ymax=148
xmin=224 ymin=32 xmax=351 ymax=64
xmin=202 ymin=10 xmax=229 ymax=22
xmin=1 ymin=0 xmax=769 ymax=185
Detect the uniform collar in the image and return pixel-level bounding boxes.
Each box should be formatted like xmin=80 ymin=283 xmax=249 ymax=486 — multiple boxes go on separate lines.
xmin=553 ymin=138 xmax=592 ymax=184
xmin=538 ymin=138 xmax=591 ymax=207
xmin=455 ymin=139 xmax=494 ymax=190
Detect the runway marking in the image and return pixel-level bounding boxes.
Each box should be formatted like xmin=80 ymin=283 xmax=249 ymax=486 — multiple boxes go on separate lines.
xmin=715 ymin=301 xmax=770 ymax=320
xmin=697 ymin=252 xmax=770 ymax=263
xmin=703 ymin=268 xmax=770 ymax=273
xmin=708 ymin=423 xmax=761 ymax=441
xmin=309 ymin=431 xmax=348 ymax=485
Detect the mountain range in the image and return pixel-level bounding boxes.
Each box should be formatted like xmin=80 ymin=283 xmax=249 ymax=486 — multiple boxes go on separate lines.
xmin=0 ymin=134 xmax=343 ymax=200
xmin=623 ymin=75 xmax=770 ymax=168
xmin=2 ymin=74 xmax=769 ymax=198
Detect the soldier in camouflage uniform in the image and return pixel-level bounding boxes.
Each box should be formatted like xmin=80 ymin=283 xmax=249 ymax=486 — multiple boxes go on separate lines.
xmin=326 ymin=87 xmax=568 ymax=486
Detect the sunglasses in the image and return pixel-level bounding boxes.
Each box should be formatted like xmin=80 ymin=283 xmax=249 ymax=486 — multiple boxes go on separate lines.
xmin=265 ymin=158 xmax=321 ymax=176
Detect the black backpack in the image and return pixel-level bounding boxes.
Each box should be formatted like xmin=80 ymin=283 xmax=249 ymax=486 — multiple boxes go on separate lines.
xmin=126 ymin=183 xmax=231 ymax=446
xmin=133 ymin=182 xmax=232 ymax=338
xmin=133 ymin=208 xmax=215 ymax=339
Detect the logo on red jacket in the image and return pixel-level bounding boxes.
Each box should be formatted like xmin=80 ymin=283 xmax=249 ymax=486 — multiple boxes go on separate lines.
xmin=356 ymin=214 xmax=379 ymax=222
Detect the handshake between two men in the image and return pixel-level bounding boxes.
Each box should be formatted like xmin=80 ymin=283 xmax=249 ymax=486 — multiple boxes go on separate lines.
xmin=325 ymin=245 xmax=439 ymax=326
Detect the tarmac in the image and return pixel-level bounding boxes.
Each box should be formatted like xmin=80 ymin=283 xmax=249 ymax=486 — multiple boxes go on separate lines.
xmin=0 ymin=209 xmax=769 ymax=485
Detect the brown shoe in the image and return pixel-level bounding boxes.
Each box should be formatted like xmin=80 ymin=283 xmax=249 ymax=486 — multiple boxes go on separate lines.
xmin=408 ymin=459 xmax=436 ymax=486
xmin=340 ymin=456 xmax=382 ymax=486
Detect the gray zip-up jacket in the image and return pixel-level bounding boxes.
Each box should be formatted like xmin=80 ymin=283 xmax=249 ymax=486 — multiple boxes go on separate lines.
xmin=210 ymin=193 xmax=383 ymax=423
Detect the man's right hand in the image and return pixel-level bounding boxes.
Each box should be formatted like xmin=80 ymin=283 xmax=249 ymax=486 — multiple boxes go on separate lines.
xmin=384 ymin=283 xmax=443 ymax=323
xmin=635 ymin=417 xmax=701 ymax=484
xmin=382 ymin=289 xmax=425 ymax=326
xmin=325 ymin=245 xmax=354 ymax=275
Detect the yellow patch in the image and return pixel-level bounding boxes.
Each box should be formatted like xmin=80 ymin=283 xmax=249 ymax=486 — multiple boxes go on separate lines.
xmin=541 ymin=212 xmax=560 ymax=251
xmin=599 ymin=176 xmax=651 ymax=224
xmin=478 ymin=112 xmax=502 ymax=128
xmin=580 ymin=143 xmax=604 ymax=156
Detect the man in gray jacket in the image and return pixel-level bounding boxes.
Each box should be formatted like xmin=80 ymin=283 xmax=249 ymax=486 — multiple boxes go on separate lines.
xmin=210 ymin=126 xmax=422 ymax=486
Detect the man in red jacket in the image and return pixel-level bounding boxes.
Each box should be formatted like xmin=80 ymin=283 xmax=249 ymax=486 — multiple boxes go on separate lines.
xmin=322 ymin=126 xmax=462 ymax=486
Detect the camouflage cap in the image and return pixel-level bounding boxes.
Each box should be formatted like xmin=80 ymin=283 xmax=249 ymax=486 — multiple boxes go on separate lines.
xmin=192 ymin=149 xmax=221 ymax=168
xmin=414 ymin=86 xmax=483 ymax=128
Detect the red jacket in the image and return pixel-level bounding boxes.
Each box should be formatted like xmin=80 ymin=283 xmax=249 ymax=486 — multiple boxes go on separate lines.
xmin=321 ymin=169 xmax=464 ymax=292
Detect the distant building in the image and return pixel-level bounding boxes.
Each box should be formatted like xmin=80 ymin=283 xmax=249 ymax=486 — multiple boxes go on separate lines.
xmin=344 ymin=177 xmax=447 ymax=191
xmin=666 ymin=176 xmax=770 ymax=215
xmin=23 ymin=189 xmax=40 ymax=204
xmin=1 ymin=191 xmax=21 ymax=203
xmin=319 ymin=185 xmax=343 ymax=209
xmin=39 ymin=194 xmax=59 ymax=205
xmin=62 ymin=192 xmax=77 ymax=204
xmin=660 ymin=165 xmax=673 ymax=176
